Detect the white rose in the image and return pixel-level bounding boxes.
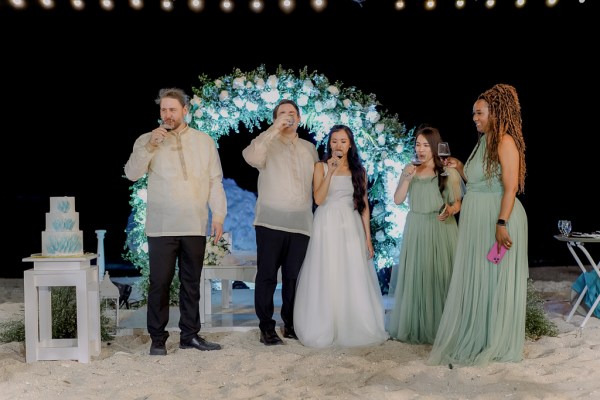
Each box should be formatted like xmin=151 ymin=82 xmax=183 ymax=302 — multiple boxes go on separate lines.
xmin=194 ymin=108 xmax=203 ymax=118
xmin=219 ymin=107 xmax=229 ymax=118
xmin=375 ymin=230 xmax=385 ymax=242
xmin=377 ymin=258 xmax=387 ymax=269
xmin=325 ymin=98 xmax=337 ymax=109
xmin=215 ymin=79 xmax=222 ymax=88
xmin=314 ymin=101 xmax=324 ymax=113
xmin=343 ymin=99 xmax=352 ymax=108
xmin=297 ymin=94 xmax=309 ymax=107
xmin=396 ymin=144 xmax=404 ymax=153
xmin=255 ymin=78 xmax=265 ymax=89
xmin=136 ymin=188 xmax=147 ymax=202
xmin=232 ymin=77 xmax=246 ymax=89
xmin=367 ymin=110 xmax=381 ymax=123
xmin=340 ymin=113 xmax=349 ymax=124
xmin=327 ymin=85 xmax=339 ymax=95
xmin=261 ymin=89 xmax=280 ymax=103
xmin=141 ymin=242 xmax=149 ymax=254
xmin=191 ymin=95 xmax=202 ymax=106
xmin=267 ymin=75 xmax=279 ymax=89
xmin=302 ymin=79 xmax=314 ymax=93
xmin=377 ymin=134 xmax=386 ymax=146
xmin=219 ymin=90 xmax=229 ymax=101
xmin=375 ymin=123 xmax=385 ymax=133
xmin=233 ymin=96 xmax=245 ymax=108
xmin=246 ymin=81 xmax=253 ymax=89
xmin=246 ymin=102 xmax=259 ymax=111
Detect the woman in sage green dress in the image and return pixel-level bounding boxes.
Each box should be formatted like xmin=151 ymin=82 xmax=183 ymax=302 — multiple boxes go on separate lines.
xmin=428 ymin=83 xmax=529 ymax=366
xmin=388 ymin=126 xmax=465 ymax=344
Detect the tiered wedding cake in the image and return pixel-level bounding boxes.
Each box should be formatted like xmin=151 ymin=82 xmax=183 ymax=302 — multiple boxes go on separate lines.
xmin=41 ymin=196 xmax=84 ymax=256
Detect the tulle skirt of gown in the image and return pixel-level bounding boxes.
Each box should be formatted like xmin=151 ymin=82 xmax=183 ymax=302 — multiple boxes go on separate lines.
xmin=294 ymin=178 xmax=388 ymax=348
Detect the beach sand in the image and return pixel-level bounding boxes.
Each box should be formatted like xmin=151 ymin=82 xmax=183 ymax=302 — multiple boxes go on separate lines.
xmin=1 ymin=267 xmax=599 ymax=400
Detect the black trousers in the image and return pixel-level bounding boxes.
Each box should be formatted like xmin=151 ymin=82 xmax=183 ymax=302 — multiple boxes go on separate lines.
xmin=255 ymin=226 xmax=310 ymax=332
xmin=147 ymin=236 xmax=206 ymax=342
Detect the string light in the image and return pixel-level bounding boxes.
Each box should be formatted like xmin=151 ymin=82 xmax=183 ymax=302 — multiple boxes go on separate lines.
xmin=71 ymin=0 xmax=85 ymax=10
xmin=4 ymin=0 xmax=586 ymax=12
xmin=394 ymin=0 xmax=405 ymax=10
xmin=129 ymin=0 xmax=143 ymax=10
xmin=100 ymin=0 xmax=114 ymax=11
xmin=39 ymin=0 xmax=55 ymax=9
xmin=279 ymin=0 xmax=295 ymax=14
xmin=160 ymin=0 xmax=173 ymax=11
xmin=250 ymin=0 xmax=264 ymax=13
xmin=310 ymin=0 xmax=326 ymax=12
xmin=220 ymin=0 xmax=234 ymax=13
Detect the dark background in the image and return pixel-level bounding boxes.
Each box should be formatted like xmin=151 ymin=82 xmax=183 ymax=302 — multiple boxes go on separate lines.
xmin=3 ymin=0 xmax=598 ymax=277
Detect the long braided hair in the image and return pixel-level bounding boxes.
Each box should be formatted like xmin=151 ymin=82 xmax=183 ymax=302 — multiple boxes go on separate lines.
xmin=478 ymin=83 xmax=527 ymax=194
xmin=323 ymin=125 xmax=367 ymax=214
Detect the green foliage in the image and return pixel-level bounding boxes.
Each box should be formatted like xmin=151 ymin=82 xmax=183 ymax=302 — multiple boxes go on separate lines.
xmin=0 ymin=287 xmax=115 ymax=344
xmin=0 ymin=319 xmax=26 ymax=343
xmin=525 ymin=278 xmax=559 ymax=340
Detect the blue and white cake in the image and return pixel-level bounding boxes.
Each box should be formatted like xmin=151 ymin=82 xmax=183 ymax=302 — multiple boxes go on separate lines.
xmin=41 ymin=196 xmax=84 ymax=256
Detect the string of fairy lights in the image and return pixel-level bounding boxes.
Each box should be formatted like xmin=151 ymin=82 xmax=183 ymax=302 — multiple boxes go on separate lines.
xmin=4 ymin=0 xmax=587 ymax=13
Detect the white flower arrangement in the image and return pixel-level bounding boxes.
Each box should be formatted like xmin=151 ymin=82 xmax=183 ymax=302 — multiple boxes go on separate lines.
xmin=204 ymin=235 xmax=232 ymax=266
xmin=125 ymin=64 xmax=416 ymax=294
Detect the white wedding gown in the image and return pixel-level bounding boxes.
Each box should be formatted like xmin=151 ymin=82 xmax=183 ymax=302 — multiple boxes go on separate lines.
xmin=293 ymin=175 xmax=389 ymax=348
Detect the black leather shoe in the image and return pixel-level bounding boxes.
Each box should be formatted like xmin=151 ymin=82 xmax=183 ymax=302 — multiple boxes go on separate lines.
xmin=260 ymin=329 xmax=284 ymax=346
xmin=150 ymin=339 xmax=167 ymax=356
xmin=180 ymin=335 xmax=222 ymax=351
xmin=150 ymin=333 xmax=169 ymax=356
xmin=281 ymin=326 xmax=298 ymax=340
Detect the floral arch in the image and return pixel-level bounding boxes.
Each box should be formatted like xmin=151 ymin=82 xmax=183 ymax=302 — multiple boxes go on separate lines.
xmin=124 ymin=65 xmax=415 ymax=294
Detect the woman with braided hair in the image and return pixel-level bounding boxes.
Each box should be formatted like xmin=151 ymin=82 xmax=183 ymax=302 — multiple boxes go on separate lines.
xmin=428 ymin=83 xmax=529 ymax=366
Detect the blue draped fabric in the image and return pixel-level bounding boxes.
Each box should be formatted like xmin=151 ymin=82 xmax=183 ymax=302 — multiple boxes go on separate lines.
xmin=572 ymin=271 xmax=600 ymax=318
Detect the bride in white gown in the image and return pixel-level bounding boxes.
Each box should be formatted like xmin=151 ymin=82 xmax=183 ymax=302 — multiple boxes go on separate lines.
xmin=293 ymin=125 xmax=389 ymax=348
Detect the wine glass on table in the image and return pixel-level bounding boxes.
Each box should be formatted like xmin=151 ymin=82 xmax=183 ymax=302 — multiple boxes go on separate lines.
xmin=438 ymin=142 xmax=451 ymax=176
xmin=558 ymin=220 xmax=572 ymax=237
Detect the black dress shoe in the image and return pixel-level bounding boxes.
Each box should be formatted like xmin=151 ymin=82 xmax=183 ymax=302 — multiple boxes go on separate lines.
xmin=260 ymin=329 xmax=284 ymax=346
xmin=150 ymin=339 xmax=167 ymax=356
xmin=281 ymin=326 xmax=298 ymax=340
xmin=180 ymin=335 xmax=222 ymax=351
xmin=150 ymin=333 xmax=169 ymax=356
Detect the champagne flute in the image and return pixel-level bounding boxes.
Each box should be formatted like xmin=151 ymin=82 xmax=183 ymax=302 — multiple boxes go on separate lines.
xmin=438 ymin=142 xmax=451 ymax=176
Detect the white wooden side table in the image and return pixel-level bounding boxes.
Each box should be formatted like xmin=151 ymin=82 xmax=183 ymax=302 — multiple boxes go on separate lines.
xmin=22 ymin=253 xmax=101 ymax=363
xmin=554 ymin=235 xmax=600 ymax=330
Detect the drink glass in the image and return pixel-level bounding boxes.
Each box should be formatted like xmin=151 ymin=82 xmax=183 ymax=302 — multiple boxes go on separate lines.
xmin=287 ymin=117 xmax=295 ymax=127
xmin=558 ymin=220 xmax=572 ymax=236
xmin=438 ymin=142 xmax=451 ymax=176
xmin=411 ymin=154 xmax=423 ymax=166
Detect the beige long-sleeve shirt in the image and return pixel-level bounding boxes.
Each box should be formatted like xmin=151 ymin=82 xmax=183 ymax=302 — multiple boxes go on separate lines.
xmin=242 ymin=126 xmax=319 ymax=236
xmin=124 ymin=126 xmax=227 ymax=237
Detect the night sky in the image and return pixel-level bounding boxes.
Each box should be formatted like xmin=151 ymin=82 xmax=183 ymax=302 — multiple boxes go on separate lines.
xmin=3 ymin=0 xmax=598 ymax=277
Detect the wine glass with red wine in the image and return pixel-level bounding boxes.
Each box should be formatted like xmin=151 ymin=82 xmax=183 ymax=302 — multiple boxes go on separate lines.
xmin=438 ymin=142 xmax=451 ymax=176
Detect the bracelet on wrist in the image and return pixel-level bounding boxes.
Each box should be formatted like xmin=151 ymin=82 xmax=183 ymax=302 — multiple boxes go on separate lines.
xmin=497 ymin=219 xmax=507 ymax=226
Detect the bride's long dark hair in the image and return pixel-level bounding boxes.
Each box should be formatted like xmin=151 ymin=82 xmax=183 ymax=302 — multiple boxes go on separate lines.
xmin=322 ymin=125 xmax=367 ymax=214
